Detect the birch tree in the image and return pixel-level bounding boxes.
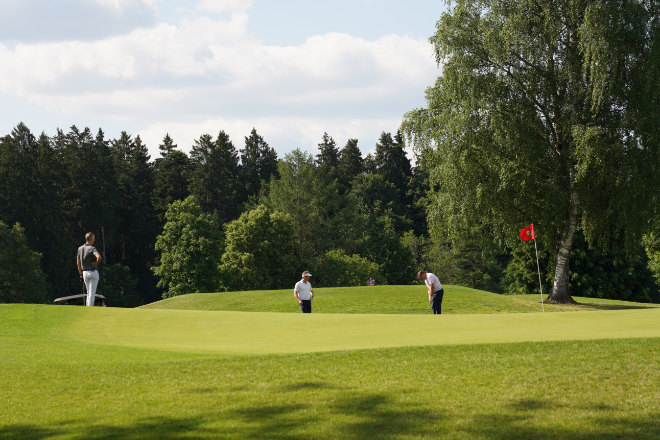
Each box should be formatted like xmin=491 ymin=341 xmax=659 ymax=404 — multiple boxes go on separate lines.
xmin=404 ymin=0 xmax=658 ymax=303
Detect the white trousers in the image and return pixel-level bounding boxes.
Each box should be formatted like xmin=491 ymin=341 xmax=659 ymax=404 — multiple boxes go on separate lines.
xmin=83 ymin=270 xmax=99 ymax=306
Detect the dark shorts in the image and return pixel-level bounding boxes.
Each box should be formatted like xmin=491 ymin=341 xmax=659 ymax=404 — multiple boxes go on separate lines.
xmin=300 ymin=299 xmax=312 ymax=313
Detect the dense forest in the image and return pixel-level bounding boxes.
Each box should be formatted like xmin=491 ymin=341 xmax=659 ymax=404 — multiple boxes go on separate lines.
xmin=0 ymin=122 xmax=658 ymax=306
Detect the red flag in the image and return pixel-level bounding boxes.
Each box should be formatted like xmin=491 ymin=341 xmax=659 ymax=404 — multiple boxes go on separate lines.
xmin=520 ymin=224 xmax=535 ymax=241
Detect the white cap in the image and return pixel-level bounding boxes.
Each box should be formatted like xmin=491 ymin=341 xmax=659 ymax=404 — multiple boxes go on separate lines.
xmin=302 ymin=271 xmax=312 ymax=277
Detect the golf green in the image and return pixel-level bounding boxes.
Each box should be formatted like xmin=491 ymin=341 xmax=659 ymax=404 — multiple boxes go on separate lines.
xmin=67 ymin=306 xmax=660 ymax=355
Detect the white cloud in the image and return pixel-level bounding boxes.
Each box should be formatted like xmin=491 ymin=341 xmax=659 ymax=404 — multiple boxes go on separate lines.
xmin=0 ymin=0 xmax=157 ymax=42
xmin=195 ymin=0 xmax=252 ymax=13
xmin=138 ymin=114 xmax=402 ymax=159
xmin=0 ymin=10 xmax=438 ymax=157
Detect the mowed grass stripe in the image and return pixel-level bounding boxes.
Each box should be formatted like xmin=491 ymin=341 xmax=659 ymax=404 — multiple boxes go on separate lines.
xmin=69 ymin=306 xmax=660 ymax=354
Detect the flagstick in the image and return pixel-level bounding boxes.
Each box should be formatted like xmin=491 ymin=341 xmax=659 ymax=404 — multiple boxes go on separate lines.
xmin=533 ymin=238 xmax=544 ymax=312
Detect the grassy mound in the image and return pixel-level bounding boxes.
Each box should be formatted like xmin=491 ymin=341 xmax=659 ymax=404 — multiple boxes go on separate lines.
xmin=141 ymin=284 xmax=659 ymax=314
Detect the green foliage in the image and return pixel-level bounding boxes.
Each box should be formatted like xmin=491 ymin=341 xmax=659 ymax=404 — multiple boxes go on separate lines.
xmin=337 ymin=138 xmax=363 ymax=191
xmin=263 ymin=149 xmax=350 ymax=265
xmin=643 ymin=232 xmax=660 ymax=291
xmin=220 ymin=205 xmax=299 ymax=290
xmin=0 ymin=124 xmax=70 ymax=299
xmin=315 ymin=132 xmax=339 ymax=171
xmin=189 ymin=131 xmax=241 ymax=223
xmin=403 ymin=0 xmax=659 ymax=302
xmin=97 ymin=263 xmax=140 ymax=307
xmin=503 ymin=241 xmax=551 ymax=296
xmin=110 ymin=133 xmax=159 ymax=290
xmin=152 ymin=196 xmax=224 ymax=298
xmin=152 ymin=135 xmax=191 ymax=221
xmin=569 ymin=233 xmax=655 ymax=303
xmin=240 ymin=128 xmax=278 ymax=202
xmin=359 ymin=216 xmax=416 ymax=285
xmin=0 ymin=222 xmax=48 ymax=303
xmin=448 ymin=225 xmax=506 ymax=293
xmin=314 ymin=249 xmax=381 ymax=287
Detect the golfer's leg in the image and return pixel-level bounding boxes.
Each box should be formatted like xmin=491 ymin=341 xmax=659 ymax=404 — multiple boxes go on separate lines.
xmin=434 ymin=289 xmax=444 ymax=314
xmin=86 ymin=271 xmax=99 ymax=306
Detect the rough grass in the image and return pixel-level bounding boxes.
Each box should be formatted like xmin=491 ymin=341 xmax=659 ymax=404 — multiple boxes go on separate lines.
xmin=141 ymin=284 xmax=660 ymax=314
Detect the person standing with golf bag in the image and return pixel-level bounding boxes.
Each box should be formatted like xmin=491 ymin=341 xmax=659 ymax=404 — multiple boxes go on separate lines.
xmin=294 ymin=271 xmax=314 ymax=313
xmin=417 ymin=270 xmax=444 ymax=314
xmin=77 ymin=232 xmax=102 ymax=306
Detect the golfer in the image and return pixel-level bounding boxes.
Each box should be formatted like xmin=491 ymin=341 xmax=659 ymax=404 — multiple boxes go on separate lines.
xmin=76 ymin=232 xmax=102 ymax=306
xmin=417 ymin=270 xmax=444 ymax=314
xmin=294 ymin=271 xmax=314 ymax=313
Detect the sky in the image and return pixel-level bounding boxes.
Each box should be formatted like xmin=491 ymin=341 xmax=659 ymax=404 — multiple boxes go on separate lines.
xmin=0 ymin=0 xmax=444 ymax=160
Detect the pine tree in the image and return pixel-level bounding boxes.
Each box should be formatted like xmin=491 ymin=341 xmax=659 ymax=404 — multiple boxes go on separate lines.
xmin=153 ymin=134 xmax=191 ymax=221
xmin=337 ymin=138 xmax=363 ymax=191
xmin=189 ymin=131 xmax=241 ymax=223
xmin=316 ymin=132 xmax=339 ymax=171
xmin=239 ymin=128 xmax=278 ymax=201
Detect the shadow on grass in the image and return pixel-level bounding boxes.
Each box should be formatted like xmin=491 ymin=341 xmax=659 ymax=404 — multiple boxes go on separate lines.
xmin=1 ymin=397 xmax=657 ymax=439
xmin=573 ymin=303 xmax=655 ymax=311
xmin=463 ymin=411 xmax=660 ymax=440
xmin=281 ymin=381 xmax=336 ymax=391
xmin=0 ymin=417 xmax=213 ymax=440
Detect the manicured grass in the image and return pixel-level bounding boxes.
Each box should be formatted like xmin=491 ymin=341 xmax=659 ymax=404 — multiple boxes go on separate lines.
xmin=1 ymin=304 xmax=659 ymax=439
xmin=70 ymin=305 xmax=660 ymax=354
xmin=141 ymin=284 xmax=660 ymax=314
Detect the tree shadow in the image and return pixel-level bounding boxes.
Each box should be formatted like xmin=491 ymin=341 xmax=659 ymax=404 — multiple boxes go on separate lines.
xmin=462 ymin=411 xmax=660 ymax=440
xmin=573 ymin=303 xmax=655 ymax=311
xmin=327 ymin=393 xmax=447 ymax=439
xmin=280 ymin=381 xmax=336 ymax=392
xmin=0 ymin=417 xmax=214 ymax=440
xmin=1 ymin=396 xmax=656 ymax=439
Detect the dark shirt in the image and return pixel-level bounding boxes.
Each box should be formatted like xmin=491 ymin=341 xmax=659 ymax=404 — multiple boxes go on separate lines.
xmin=77 ymin=244 xmax=99 ymax=271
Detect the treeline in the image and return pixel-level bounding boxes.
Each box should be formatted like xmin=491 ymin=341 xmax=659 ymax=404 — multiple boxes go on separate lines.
xmin=1 ymin=123 xmax=658 ymax=305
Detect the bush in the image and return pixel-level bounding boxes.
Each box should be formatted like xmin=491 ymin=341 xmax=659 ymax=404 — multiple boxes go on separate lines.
xmin=314 ymin=249 xmax=381 ymax=287
xmin=0 ymin=222 xmax=48 ymax=303
xmin=97 ymin=263 xmax=141 ymax=307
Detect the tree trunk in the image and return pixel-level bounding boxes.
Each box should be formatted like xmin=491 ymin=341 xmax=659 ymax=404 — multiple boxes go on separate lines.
xmin=547 ymin=188 xmax=579 ymax=304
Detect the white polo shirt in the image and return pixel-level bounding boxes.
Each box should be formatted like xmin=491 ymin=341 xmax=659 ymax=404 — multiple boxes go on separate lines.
xmin=424 ymin=273 xmax=442 ymax=293
xmin=294 ymin=280 xmax=313 ymax=300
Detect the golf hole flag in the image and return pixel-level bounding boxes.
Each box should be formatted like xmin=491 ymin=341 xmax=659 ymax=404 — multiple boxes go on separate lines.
xmin=519 ymin=223 xmax=544 ymax=312
xmin=520 ymin=224 xmax=535 ymax=241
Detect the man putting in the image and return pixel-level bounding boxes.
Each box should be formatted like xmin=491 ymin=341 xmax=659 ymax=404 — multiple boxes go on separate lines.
xmin=294 ymin=271 xmax=314 ymax=313
xmin=417 ymin=270 xmax=444 ymax=314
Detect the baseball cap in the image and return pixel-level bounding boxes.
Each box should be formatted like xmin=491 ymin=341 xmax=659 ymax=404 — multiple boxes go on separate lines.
xmin=302 ymin=271 xmax=312 ymax=277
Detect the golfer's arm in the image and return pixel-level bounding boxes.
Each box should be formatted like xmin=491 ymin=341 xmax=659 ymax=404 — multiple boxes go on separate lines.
xmin=294 ymin=290 xmax=301 ymax=302
xmin=92 ymin=252 xmax=102 ymax=267
xmin=76 ymin=258 xmax=82 ymax=275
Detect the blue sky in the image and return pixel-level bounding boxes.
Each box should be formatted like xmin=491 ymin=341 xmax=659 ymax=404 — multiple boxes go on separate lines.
xmin=0 ymin=0 xmax=444 ymax=158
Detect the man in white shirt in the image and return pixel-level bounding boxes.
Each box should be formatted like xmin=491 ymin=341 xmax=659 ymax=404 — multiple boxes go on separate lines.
xmin=417 ymin=270 xmax=444 ymax=314
xmin=294 ymin=271 xmax=314 ymax=313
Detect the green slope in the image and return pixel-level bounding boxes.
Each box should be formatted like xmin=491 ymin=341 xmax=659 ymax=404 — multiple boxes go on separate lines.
xmin=141 ymin=284 xmax=659 ymax=314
